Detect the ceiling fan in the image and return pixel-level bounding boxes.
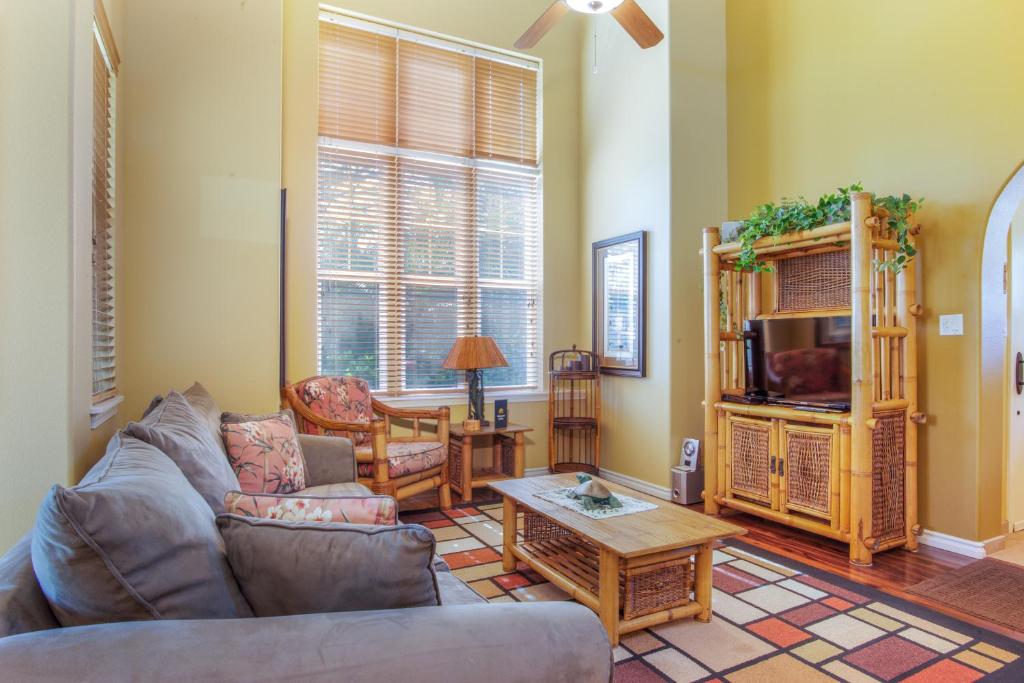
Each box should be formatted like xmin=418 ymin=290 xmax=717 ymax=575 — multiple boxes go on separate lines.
xmin=515 ymin=0 xmax=664 ymax=51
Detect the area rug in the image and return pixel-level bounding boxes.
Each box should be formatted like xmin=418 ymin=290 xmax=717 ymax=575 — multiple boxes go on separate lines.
xmin=907 ymin=558 xmax=1024 ymax=633
xmin=402 ymin=503 xmax=1024 ymax=682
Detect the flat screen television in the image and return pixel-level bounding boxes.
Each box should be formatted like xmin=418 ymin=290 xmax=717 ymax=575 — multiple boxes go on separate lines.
xmin=742 ymin=316 xmax=852 ymax=411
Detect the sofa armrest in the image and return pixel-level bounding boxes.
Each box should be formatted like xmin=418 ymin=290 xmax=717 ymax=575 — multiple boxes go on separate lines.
xmin=0 ymin=604 xmax=612 ymax=683
xmin=297 ymin=433 xmax=357 ymax=485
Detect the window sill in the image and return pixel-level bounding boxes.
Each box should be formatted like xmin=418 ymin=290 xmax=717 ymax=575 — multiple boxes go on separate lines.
xmin=378 ymin=389 xmax=547 ymax=408
xmin=90 ymin=394 xmax=124 ymax=429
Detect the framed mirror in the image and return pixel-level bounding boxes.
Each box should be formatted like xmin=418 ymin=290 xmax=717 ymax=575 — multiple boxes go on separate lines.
xmin=592 ymin=230 xmax=647 ymax=377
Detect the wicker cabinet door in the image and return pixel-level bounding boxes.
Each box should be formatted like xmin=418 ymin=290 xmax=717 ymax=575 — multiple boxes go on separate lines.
xmin=780 ymin=424 xmax=837 ymax=523
xmin=727 ymin=416 xmax=773 ymax=506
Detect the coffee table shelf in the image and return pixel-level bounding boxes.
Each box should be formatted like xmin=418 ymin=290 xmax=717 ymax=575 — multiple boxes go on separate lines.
xmin=490 ymin=473 xmax=745 ymax=645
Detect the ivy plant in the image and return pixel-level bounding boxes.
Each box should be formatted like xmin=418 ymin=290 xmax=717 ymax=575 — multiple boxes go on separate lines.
xmin=733 ymin=184 xmax=923 ymax=273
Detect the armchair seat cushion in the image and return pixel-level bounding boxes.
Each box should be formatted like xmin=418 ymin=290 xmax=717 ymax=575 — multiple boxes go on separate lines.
xmin=301 ymin=482 xmax=373 ymax=497
xmin=355 ymin=441 xmax=447 ymax=479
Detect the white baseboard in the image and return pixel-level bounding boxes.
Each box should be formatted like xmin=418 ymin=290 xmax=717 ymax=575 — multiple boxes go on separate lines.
xmin=599 ymin=468 xmax=672 ymax=500
xmin=1013 ymin=520 xmax=1024 ymax=533
xmin=522 ymin=467 xmax=672 ymax=501
xmin=918 ymin=529 xmax=1006 ymax=559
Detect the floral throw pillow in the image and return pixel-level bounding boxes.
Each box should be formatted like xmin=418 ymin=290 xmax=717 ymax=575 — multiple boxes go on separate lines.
xmin=224 ymin=491 xmax=397 ymax=526
xmin=221 ymin=412 xmax=306 ymax=494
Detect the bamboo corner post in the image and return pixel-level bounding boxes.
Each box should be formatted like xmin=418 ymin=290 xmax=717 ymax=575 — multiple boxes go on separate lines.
xmin=703 ymin=228 xmax=722 ymax=515
xmin=849 ymin=191 xmax=875 ymax=566
xmin=701 ymin=191 xmax=920 ymax=566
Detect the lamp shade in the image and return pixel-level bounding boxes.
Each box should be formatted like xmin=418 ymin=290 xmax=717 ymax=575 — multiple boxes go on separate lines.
xmin=442 ymin=336 xmax=509 ymax=370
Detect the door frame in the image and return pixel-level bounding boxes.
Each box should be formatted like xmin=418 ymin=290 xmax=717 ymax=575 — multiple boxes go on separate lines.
xmin=980 ymin=161 xmax=1024 ymax=535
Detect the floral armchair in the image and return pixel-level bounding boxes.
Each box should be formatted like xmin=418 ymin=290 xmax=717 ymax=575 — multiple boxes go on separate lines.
xmin=281 ymin=376 xmax=452 ymax=509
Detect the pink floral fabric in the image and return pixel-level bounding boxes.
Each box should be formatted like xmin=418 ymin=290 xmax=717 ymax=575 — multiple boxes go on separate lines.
xmin=355 ymin=441 xmax=447 ymax=479
xmin=295 ymin=376 xmax=373 ymax=446
xmin=221 ymin=412 xmax=306 ymax=494
xmin=224 ymin=491 xmax=397 ymax=526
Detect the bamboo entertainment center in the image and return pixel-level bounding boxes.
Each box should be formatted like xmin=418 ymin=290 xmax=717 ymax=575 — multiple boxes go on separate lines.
xmin=702 ymin=191 xmax=923 ymax=565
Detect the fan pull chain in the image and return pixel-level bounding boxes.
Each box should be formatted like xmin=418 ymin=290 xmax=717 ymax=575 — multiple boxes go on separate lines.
xmin=593 ymin=22 xmax=599 ymax=74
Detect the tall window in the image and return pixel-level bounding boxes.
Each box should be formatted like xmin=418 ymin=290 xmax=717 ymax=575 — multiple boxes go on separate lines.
xmin=316 ymin=13 xmax=542 ymax=396
xmin=92 ymin=4 xmax=118 ymax=405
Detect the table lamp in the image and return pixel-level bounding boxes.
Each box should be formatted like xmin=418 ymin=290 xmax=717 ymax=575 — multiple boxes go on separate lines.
xmin=443 ymin=336 xmax=508 ymax=427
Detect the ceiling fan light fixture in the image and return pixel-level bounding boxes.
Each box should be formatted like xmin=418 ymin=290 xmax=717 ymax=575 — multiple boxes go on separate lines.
xmin=566 ymin=0 xmax=625 ymax=15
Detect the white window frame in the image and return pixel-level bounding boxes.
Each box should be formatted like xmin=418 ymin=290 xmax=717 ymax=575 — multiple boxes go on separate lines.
xmin=316 ymin=9 xmax=545 ymax=399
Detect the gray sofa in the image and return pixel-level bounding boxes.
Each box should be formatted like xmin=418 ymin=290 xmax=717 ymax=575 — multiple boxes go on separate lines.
xmin=0 ymin=385 xmax=612 ymax=682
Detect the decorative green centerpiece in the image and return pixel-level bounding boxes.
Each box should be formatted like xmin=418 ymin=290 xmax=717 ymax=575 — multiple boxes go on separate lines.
xmin=567 ymin=473 xmax=622 ymax=511
xmin=734 ymin=183 xmax=924 ymax=273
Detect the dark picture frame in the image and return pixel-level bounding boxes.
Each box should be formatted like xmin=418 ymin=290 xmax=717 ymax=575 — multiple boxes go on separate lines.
xmin=592 ymin=230 xmax=647 ymax=377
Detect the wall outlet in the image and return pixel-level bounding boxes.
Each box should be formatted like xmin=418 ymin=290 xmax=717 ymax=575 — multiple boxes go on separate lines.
xmin=939 ymin=314 xmax=964 ymax=336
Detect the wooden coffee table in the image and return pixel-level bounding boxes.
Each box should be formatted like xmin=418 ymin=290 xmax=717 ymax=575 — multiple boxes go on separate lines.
xmin=489 ymin=474 xmax=745 ymax=646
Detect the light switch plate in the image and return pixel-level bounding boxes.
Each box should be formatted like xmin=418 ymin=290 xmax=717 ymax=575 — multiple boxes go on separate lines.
xmin=939 ymin=314 xmax=964 ymax=336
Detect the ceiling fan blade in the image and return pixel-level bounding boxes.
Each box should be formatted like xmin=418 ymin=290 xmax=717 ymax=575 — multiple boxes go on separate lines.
xmin=515 ymin=1 xmax=570 ymax=50
xmin=611 ymin=0 xmax=664 ymax=49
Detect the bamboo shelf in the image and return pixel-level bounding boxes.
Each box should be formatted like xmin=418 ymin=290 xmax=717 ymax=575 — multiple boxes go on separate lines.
xmin=548 ymin=347 xmax=601 ymax=474
xmin=702 ymin=192 xmax=922 ymax=566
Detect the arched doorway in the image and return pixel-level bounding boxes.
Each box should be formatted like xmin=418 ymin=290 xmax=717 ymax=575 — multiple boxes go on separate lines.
xmin=980 ymin=161 xmax=1024 ymax=542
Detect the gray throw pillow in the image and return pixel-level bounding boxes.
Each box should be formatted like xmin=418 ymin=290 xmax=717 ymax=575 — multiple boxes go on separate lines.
xmin=32 ymin=435 xmax=253 ymax=627
xmin=126 ymin=390 xmax=239 ymax=513
xmin=182 ymin=382 xmax=228 ymax=457
xmin=217 ymin=514 xmax=440 ymax=616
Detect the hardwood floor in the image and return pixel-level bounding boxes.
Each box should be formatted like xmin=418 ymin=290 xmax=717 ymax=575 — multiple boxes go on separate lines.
xmin=402 ymin=485 xmax=1023 ymax=642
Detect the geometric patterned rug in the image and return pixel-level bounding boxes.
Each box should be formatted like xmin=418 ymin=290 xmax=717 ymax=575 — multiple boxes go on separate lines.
xmin=402 ymin=503 xmax=1024 ymax=682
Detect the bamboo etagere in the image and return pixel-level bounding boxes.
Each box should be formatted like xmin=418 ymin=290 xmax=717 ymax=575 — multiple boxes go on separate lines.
xmin=548 ymin=346 xmax=601 ymax=474
xmin=702 ymin=192 xmax=923 ymax=565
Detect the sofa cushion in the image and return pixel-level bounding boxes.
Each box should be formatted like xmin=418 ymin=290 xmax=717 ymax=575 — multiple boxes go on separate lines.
xmin=436 ymin=571 xmax=488 ymax=605
xmin=355 ymin=441 xmax=447 ymax=478
xmin=0 ymin=535 xmax=59 ymax=637
xmin=224 ymin=491 xmax=397 ymax=525
xmin=182 ymin=382 xmax=228 ymax=456
xmin=294 ymin=376 xmax=373 ymax=446
xmin=302 ymin=482 xmax=374 ymax=497
xmin=31 ymin=434 xmax=253 ymax=627
xmin=125 ymin=391 xmax=239 ymax=513
xmin=140 ymin=383 xmax=226 ymax=456
xmin=217 ymin=514 xmax=440 ymax=616
xmin=221 ymin=411 xmax=307 ymax=494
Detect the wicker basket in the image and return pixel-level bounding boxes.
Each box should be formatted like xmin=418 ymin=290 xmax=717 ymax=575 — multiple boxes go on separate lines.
xmin=523 ymin=511 xmax=574 ymax=542
xmin=521 ymin=512 xmax=694 ymax=620
xmin=776 ymin=251 xmax=851 ymax=312
xmin=622 ymin=557 xmax=694 ymax=621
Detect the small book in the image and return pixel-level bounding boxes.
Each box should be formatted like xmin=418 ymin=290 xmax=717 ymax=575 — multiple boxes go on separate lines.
xmin=494 ymin=399 xmax=508 ymax=429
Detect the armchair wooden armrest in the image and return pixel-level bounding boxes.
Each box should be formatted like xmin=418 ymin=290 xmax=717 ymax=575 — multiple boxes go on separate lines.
xmin=371 ymin=400 xmax=450 ymax=444
xmin=370 ymin=400 xmax=449 ymax=421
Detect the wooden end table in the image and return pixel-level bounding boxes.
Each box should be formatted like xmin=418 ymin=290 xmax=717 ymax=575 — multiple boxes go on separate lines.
xmin=489 ymin=473 xmax=746 ymax=646
xmin=448 ymin=423 xmax=532 ymax=504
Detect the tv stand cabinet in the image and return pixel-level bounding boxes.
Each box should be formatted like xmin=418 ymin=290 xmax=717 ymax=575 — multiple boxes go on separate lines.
xmin=702 ymin=192 xmax=923 ymax=565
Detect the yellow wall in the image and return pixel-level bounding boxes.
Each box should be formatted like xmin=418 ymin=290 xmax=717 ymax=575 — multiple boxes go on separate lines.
xmin=283 ymin=0 xmax=584 ymax=471
xmin=726 ymin=0 xmax=1024 ymax=539
xmin=579 ymin=1 xmax=672 ymax=484
xmin=0 ymin=0 xmax=116 ymax=549
xmin=117 ymin=0 xmax=283 ymax=422
xmin=579 ymin=1 xmax=727 ymax=487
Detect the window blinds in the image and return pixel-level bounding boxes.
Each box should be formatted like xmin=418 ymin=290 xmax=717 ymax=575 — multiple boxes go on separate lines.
xmin=92 ymin=19 xmax=117 ymax=403
xmin=317 ymin=15 xmax=541 ymax=394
